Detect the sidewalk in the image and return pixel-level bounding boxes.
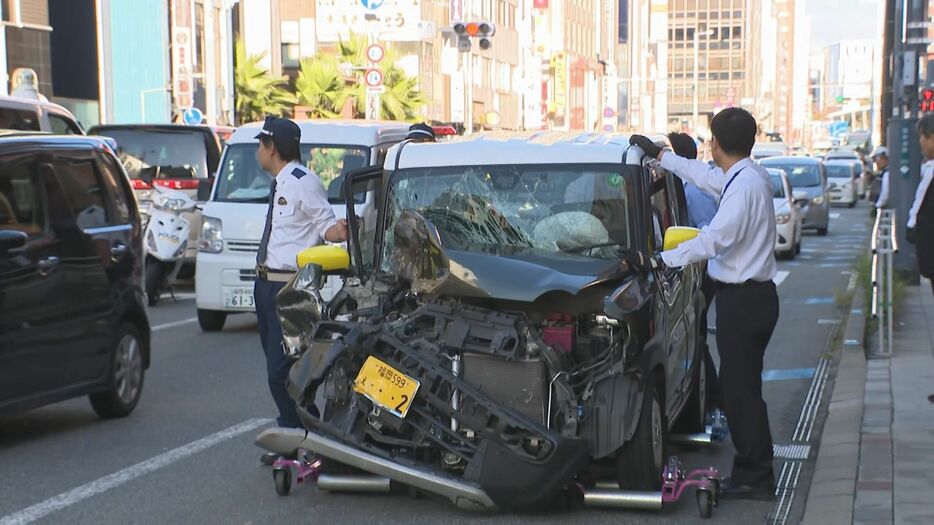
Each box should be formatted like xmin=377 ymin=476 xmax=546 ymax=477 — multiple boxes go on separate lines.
xmin=802 ymin=279 xmax=934 ymax=524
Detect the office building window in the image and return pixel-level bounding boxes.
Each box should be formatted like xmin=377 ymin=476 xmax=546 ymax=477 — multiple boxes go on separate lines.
xmin=618 ymin=0 xmax=628 ymax=43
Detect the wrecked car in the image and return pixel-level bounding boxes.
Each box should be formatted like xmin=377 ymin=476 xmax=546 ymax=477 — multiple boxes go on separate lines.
xmin=257 ymin=132 xmax=709 ymax=511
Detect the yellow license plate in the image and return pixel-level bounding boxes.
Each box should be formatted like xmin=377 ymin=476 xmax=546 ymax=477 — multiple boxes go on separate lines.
xmin=353 ymin=356 xmax=420 ymax=418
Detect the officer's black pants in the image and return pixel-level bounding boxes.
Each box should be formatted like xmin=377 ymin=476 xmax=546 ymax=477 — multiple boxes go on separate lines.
xmin=715 ymin=280 xmax=779 ymax=487
xmin=254 ymin=278 xmax=301 ymax=428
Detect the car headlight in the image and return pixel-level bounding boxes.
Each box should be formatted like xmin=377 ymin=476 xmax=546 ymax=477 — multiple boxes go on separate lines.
xmin=776 ymin=212 xmax=791 ymax=225
xmin=811 ymin=196 xmax=824 ymax=205
xmin=146 ymin=229 xmax=158 ymax=252
xmin=199 ymin=216 xmax=223 ymax=253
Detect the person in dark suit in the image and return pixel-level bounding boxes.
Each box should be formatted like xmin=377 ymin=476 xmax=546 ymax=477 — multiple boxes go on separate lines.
xmin=909 ymin=115 xmax=934 ymax=295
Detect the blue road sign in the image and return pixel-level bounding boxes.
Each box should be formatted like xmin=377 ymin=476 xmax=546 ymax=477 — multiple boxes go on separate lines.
xmin=182 ymin=107 xmax=203 ymax=126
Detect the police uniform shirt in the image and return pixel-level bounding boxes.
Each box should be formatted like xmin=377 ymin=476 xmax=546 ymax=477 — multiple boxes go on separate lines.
xmin=876 ymin=168 xmax=890 ymax=209
xmin=264 ymin=161 xmax=337 ymax=271
xmin=908 ymin=160 xmax=934 ymax=229
xmin=658 ymin=154 xmax=778 ymax=284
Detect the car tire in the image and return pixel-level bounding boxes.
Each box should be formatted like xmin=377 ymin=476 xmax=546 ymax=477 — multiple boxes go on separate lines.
xmin=198 ymin=308 xmax=227 ymax=332
xmin=616 ymin=373 xmax=667 ymax=490
xmin=89 ymin=323 xmax=145 ymax=419
xmin=848 ymin=200 xmax=856 ymax=208
xmin=145 ymin=262 xmax=163 ymax=307
xmin=817 ymin=226 xmax=828 ymax=236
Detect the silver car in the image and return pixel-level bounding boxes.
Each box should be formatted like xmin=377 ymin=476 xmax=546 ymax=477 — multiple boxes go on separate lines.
xmin=759 ymin=156 xmax=829 ymax=235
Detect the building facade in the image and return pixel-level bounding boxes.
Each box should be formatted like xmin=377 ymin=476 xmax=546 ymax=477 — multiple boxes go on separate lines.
xmin=0 ymin=0 xmax=53 ymax=96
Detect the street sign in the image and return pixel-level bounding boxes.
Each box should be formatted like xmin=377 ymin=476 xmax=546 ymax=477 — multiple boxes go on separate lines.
xmin=360 ymin=0 xmax=384 ymax=9
xmin=182 ymin=107 xmax=203 ymax=126
xmin=903 ymin=50 xmax=918 ymax=87
xmin=366 ymin=44 xmax=385 ymax=63
xmin=364 ymin=68 xmax=384 ymax=89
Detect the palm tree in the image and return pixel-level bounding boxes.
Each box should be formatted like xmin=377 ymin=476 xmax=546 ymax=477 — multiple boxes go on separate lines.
xmin=234 ymin=40 xmax=295 ymax=123
xmin=295 ymin=54 xmax=352 ymax=119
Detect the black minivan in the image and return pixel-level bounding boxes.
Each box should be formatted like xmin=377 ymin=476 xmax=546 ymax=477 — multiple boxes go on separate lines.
xmin=0 ymin=135 xmax=150 ymax=418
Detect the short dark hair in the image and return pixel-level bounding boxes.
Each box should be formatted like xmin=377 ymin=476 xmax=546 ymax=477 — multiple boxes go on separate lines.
xmin=667 ymin=132 xmax=698 ymax=159
xmin=710 ymin=107 xmax=757 ymax=157
xmin=260 ymin=135 xmax=301 ymax=163
xmin=918 ymin=113 xmax=934 ymax=137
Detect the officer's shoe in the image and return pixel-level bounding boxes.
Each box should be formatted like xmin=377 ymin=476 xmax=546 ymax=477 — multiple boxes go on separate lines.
xmin=719 ymin=478 xmax=776 ymax=501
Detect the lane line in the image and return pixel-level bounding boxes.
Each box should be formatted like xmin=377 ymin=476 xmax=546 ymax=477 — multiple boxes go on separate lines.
xmin=151 ymin=317 xmax=198 ymax=332
xmin=0 ymin=418 xmax=273 ymax=525
xmin=817 ymin=318 xmax=842 ymax=325
xmin=804 ymin=297 xmax=836 ymax=305
xmin=773 ymin=270 xmax=790 ymax=287
xmin=762 ymin=368 xmax=816 ymax=382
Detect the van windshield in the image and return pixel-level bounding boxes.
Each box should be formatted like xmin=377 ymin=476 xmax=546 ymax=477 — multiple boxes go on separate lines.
xmin=92 ymin=128 xmax=209 ymax=180
xmin=213 ymin=143 xmax=370 ymax=202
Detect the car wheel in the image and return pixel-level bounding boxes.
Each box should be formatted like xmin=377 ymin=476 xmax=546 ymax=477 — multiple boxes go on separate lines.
xmin=616 ymin=373 xmax=667 ymax=490
xmin=90 ymin=323 xmax=145 ymax=418
xmin=145 ymin=262 xmax=163 ymax=307
xmin=817 ymin=226 xmax=828 ymax=236
xmin=848 ymin=200 xmax=856 ymax=208
xmin=198 ymin=308 xmax=227 ymax=332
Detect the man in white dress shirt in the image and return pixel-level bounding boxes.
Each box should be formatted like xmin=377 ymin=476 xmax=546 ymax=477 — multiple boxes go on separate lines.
xmin=252 ymin=117 xmax=348 ymax=447
xmin=630 ymin=107 xmax=779 ymax=500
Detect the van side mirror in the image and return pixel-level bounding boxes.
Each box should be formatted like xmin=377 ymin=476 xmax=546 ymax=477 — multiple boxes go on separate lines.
xmin=662 ymin=226 xmax=701 ymax=252
xmin=197 ymin=179 xmax=213 ymax=201
xmin=0 ymin=230 xmax=27 ymax=252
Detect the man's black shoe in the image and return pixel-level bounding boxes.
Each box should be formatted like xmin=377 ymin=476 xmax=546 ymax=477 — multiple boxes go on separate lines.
xmin=260 ymin=452 xmax=281 ymax=466
xmin=719 ymin=478 xmax=776 ymax=501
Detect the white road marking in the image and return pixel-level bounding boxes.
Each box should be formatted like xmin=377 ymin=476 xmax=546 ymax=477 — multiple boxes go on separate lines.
xmin=773 ymin=270 xmax=790 ymax=287
xmin=847 ymin=272 xmax=858 ymax=292
xmin=151 ymin=317 xmax=198 ymax=332
xmin=830 ymin=213 xmax=841 ymax=219
xmin=817 ymin=319 xmax=842 ymax=325
xmin=0 ymin=418 xmax=273 ymax=525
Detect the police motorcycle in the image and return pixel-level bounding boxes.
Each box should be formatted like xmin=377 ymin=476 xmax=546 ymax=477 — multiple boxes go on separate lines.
xmin=139 ymin=168 xmax=197 ymax=306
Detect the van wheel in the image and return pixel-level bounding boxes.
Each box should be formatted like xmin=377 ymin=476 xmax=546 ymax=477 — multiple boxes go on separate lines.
xmin=90 ymin=324 xmax=145 ymax=418
xmin=616 ymin=374 xmax=667 ymax=490
xmin=198 ymin=308 xmax=227 ymax=332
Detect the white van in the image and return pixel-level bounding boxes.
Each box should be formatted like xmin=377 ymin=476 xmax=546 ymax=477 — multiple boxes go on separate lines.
xmin=194 ymin=120 xmax=410 ymax=331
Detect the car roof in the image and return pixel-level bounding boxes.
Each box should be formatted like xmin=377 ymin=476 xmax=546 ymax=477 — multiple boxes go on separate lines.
xmin=227 ymin=119 xmax=412 ymax=146
xmin=0 ymin=134 xmax=111 ymax=150
xmin=385 ymin=131 xmax=662 ymax=169
xmin=823 ymin=159 xmax=857 ymax=166
xmin=0 ymin=94 xmax=75 ymax=116
xmin=759 ymin=155 xmax=821 ymax=165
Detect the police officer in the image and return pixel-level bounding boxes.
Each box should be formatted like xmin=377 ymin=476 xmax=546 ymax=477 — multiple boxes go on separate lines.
xmin=909 ymin=114 xmax=934 ymax=297
xmin=253 ymin=117 xmax=348 ymax=452
xmin=631 ymin=107 xmax=779 ymax=500
xmin=406 ymin=122 xmax=436 ymax=143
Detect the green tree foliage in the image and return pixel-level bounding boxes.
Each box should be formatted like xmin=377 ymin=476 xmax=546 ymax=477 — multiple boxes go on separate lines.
xmin=234 ymin=40 xmax=295 ymax=124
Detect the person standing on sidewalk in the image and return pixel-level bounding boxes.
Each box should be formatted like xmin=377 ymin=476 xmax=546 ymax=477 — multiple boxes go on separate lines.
xmin=908 ymin=115 xmax=934 ymax=296
xmin=873 ymin=147 xmax=890 ymax=209
xmin=253 ymin=117 xmax=348 ymax=455
xmin=630 ymin=107 xmax=779 ymax=501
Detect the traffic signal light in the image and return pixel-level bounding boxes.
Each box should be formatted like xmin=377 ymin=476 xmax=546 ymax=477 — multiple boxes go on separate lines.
xmin=921 ymin=87 xmax=934 ymax=113
xmin=453 ymin=21 xmax=496 ymax=52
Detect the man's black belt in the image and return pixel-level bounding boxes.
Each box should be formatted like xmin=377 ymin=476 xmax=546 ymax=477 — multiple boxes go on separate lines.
xmin=712 ymin=278 xmax=773 ymax=290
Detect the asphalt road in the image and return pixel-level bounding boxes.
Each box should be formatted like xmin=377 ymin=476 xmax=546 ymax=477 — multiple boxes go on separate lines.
xmin=0 ymin=203 xmax=872 ymax=525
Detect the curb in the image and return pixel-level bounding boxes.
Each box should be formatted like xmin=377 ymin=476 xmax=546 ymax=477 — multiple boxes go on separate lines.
xmin=799 ymin=286 xmax=867 ymax=525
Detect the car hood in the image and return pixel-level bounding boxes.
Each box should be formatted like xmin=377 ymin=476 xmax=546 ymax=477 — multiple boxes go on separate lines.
xmin=772 ymin=199 xmax=791 ymax=214
xmin=793 ymin=185 xmax=824 ymax=198
xmin=387 ymin=209 xmax=628 ymax=308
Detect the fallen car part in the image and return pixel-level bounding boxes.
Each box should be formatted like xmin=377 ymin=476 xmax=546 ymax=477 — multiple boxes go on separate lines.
xmin=317 ymin=474 xmax=391 ymax=493
xmin=585 ymin=456 xmax=721 ymax=519
xmin=255 ymin=427 xmax=497 ymax=511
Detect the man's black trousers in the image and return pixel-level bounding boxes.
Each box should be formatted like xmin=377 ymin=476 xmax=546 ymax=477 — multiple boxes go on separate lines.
xmin=715 ymin=279 xmax=779 ymax=487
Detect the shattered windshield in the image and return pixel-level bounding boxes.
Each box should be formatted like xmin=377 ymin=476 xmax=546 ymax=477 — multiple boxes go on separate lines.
xmin=380 ymin=164 xmax=633 ymax=268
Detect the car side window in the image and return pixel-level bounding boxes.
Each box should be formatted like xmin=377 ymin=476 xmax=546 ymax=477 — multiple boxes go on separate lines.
xmin=0 ymin=107 xmax=40 ymax=131
xmin=54 ymin=157 xmax=112 ymax=230
xmin=97 ymin=154 xmax=132 ymax=224
xmin=0 ymin=160 xmax=45 ymax=237
xmin=48 ymin=113 xmax=81 ymax=135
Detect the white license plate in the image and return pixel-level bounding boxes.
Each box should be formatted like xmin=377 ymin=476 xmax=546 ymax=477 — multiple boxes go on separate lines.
xmin=223 ymin=287 xmax=255 ymax=309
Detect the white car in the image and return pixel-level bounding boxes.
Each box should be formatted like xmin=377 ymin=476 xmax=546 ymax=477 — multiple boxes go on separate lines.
xmin=194 ymin=120 xmax=411 ymax=331
xmin=768 ymin=168 xmax=803 ymax=259
xmin=823 ymin=160 xmax=859 ymax=207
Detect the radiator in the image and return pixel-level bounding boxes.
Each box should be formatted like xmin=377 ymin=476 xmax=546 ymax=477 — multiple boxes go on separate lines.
xmin=461 ymin=353 xmax=546 ymax=424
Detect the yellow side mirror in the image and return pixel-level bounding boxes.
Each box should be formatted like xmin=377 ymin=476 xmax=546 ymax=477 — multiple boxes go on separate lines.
xmin=296 ymin=245 xmax=351 ymax=271
xmin=663 ymin=226 xmax=701 ymax=252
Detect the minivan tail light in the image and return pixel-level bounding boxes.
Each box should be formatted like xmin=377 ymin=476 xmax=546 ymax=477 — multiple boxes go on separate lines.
xmin=131 ymin=179 xmax=152 ymax=190
xmin=154 ymin=179 xmax=200 ymax=190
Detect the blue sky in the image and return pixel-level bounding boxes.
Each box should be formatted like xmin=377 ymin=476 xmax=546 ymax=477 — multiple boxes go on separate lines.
xmin=809 ymin=0 xmax=883 ymax=47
